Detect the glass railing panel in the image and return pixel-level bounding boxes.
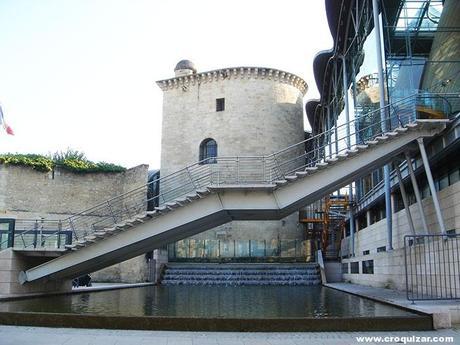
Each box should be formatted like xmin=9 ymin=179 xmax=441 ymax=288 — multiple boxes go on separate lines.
xmin=219 ymin=240 xmax=235 ymax=258
xmin=174 ymin=240 xmax=189 ymax=259
xmin=235 ymin=240 xmax=250 ymax=257
xmin=204 ymin=240 xmax=219 ymax=258
xmin=188 ymin=239 xmax=205 ymax=258
xmin=250 ymin=240 xmax=266 ymax=257
xmin=280 ymin=240 xmax=297 ymax=257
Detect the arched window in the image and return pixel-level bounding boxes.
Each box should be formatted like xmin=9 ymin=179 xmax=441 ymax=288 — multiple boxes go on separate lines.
xmin=199 ymin=138 xmax=217 ymax=164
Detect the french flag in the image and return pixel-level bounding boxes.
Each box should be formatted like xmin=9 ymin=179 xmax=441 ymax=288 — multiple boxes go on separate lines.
xmin=0 ymin=105 xmax=14 ymax=135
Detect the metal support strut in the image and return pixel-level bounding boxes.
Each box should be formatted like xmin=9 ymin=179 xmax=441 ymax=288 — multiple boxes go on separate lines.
xmin=395 ymin=164 xmax=416 ymax=235
xmin=341 ymin=54 xmax=355 ymax=257
xmin=405 ymin=153 xmax=429 ymax=233
xmin=417 ymin=138 xmax=447 ymax=235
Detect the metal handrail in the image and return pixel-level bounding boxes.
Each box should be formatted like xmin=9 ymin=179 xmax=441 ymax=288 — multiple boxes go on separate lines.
xmin=3 ymin=92 xmax=455 ymax=250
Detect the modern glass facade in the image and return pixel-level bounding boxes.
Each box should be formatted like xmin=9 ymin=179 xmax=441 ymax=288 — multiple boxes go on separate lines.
xmin=306 ymin=0 xmax=460 ymax=257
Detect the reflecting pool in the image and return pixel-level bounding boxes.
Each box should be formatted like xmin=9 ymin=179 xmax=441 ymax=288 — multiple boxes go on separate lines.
xmin=0 ymin=285 xmax=420 ymax=318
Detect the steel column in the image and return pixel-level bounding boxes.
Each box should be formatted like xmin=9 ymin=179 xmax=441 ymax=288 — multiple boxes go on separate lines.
xmin=405 ymin=153 xmax=429 ymax=233
xmin=327 ymin=106 xmax=332 ymax=159
xmin=417 ymin=138 xmax=447 ymax=234
xmin=341 ymin=54 xmax=355 ymax=257
xmin=395 ymin=164 xmax=416 ymax=235
xmin=373 ymin=0 xmax=393 ymax=250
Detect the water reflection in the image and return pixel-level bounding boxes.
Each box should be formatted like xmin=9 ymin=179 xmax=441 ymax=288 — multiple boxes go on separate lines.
xmin=0 ymin=286 xmax=418 ymax=318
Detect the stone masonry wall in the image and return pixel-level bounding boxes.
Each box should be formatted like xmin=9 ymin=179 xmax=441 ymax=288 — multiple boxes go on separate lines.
xmin=0 ymin=164 xmax=150 ymax=283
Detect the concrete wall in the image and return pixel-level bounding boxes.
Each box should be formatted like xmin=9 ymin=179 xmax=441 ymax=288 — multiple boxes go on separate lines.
xmin=341 ymin=181 xmax=460 ymax=291
xmin=0 ymin=164 xmax=150 ymax=283
xmin=157 ymin=65 xmax=308 ymax=248
xmin=0 ymin=249 xmax=71 ymax=295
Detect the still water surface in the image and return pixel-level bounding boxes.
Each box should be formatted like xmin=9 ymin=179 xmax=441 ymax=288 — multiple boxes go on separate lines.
xmin=0 ymin=286 xmax=419 ymax=318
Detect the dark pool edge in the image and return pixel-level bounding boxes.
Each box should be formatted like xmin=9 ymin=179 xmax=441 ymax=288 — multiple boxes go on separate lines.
xmin=0 ymin=312 xmax=433 ymax=332
xmin=322 ymin=284 xmax=433 ymax=318
xmin=0 ymin=283 xmax=155 ymax=302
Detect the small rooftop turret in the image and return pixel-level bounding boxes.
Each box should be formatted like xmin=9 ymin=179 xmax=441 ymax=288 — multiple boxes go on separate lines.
xmin=174 ymin=59 xmax=197 ymax=77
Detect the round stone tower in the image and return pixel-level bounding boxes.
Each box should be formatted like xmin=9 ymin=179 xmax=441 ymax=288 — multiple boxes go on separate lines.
xmin=156 ymin=61 xmax=308 ymax=256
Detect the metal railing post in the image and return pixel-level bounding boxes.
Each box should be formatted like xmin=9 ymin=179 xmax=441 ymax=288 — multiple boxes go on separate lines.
xmin=404 ymin=236 xmax=411 ymax=302
xmin=39 ymin=218 xmax=44 ymax=247
xmin=107 ymin=201 xmax=117 ymax=224
xmin=69 ymin=218 xmax=78 ymax=241
xmin=57 ymin=220 xmax=62 ymax=248
xmin=33 ymin=220 xmax=38 ymax=248
xmin=7 ymin=219 xmax=15 ymax=248
xmin=237 ymin=157 xmax=240 ymax=184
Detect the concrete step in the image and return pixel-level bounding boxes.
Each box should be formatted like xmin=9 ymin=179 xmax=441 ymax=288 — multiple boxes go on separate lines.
xmin=304 ymin=167 xmax=318 ymax=173
xmin=316 ymin=162 xmax=328 ymax=169
xmin=145 ymin=210 xmax=160 ymax=219
xmin=355 ymin=144 xmax=368 ymax=151
xmin=337 ymin=153 xmax=349 ymax=160
xmin=84 ymin=235 xmax=97 ymax=243
xmin=93 ymin=231 xmax=108 ymax=238
xmin=155 ymin=205 xmax=171 ymax=213
xmin=162 ymin=263 xmax=321 ymax=286
xmin=162 ymin=280 xmax=321 ymax=286
xmin=375 ymin=135 xmax=389 ymax=142
xmin=175 ymin=196 xmax=191 ymax=205
xmin=64 ymin=244 xmax=78 ymax=251
xmin=125 ymin=217 xmax=144 ymax=225
xmin=186 ymin=192 xmax=200 ymax=200
xmin=295 ymin=171 xmax=308 ymax=178
xmin=285 ymin=175 xmax=298 ymax=181
xmin=346 ymin=148 xmax=359 ymax=156
xmin=394 ymin=127 xmax=408 ymax=133
xmin=196 ymin=188 xmax=210 ymax=196
xmin=165 ymin=201 xmax=180 ymax=208
xmin=75 ymin=241 xmax=86 ymax=248
xmin=325 ymin=157 xmax=338 ymax=164
xmin=274 ymin=179 xmax=288 ymax=186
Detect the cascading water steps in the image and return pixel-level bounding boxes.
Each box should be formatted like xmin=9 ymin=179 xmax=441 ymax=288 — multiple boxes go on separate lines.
xmin=161 ymin=263 xmax=321 ymax=286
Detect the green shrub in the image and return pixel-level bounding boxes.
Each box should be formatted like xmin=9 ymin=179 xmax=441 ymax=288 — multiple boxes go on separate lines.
xmin=0 ymin=150 xmax=126 ymax=174
xmin=0 ymin=154 xmax=54 ymax=172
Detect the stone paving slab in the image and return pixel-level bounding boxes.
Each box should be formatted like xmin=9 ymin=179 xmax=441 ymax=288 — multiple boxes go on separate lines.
xmin=325 ymin=283 xmax=460 ymax=328
xmin=0 ymin=326 xmax=460 ymax=345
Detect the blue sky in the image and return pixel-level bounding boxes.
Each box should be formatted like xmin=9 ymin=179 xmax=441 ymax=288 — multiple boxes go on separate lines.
xmin=0 ymin=0 xmax=332 ymax=169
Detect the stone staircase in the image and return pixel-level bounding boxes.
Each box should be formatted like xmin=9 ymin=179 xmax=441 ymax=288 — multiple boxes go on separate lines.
xmin=161 ymin=263 xmax=321 ymax=286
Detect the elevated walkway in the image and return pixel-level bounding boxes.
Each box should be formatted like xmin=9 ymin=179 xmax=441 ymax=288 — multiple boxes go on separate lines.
xmin=18 ymin=119 xmax=446 ymax=284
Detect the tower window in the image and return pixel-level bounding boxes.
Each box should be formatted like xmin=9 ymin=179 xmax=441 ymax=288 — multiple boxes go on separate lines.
xmin=216 ymin=98 xmax=225 ymax=112
xmin=199 ymin=138 xmax=217 ymax=164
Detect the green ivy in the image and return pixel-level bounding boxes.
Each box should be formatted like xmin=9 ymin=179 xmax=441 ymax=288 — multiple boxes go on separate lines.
xmin=0 ymin=152 xmax=126 ymax=174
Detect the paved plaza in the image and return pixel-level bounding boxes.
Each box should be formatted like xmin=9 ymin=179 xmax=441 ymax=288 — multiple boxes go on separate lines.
xmin=0 ymin=325 xmax=459 ymax=345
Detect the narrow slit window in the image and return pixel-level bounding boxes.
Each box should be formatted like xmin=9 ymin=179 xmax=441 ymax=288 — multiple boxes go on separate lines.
xmin=216 ymin=98 xmax=225 ymax=112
